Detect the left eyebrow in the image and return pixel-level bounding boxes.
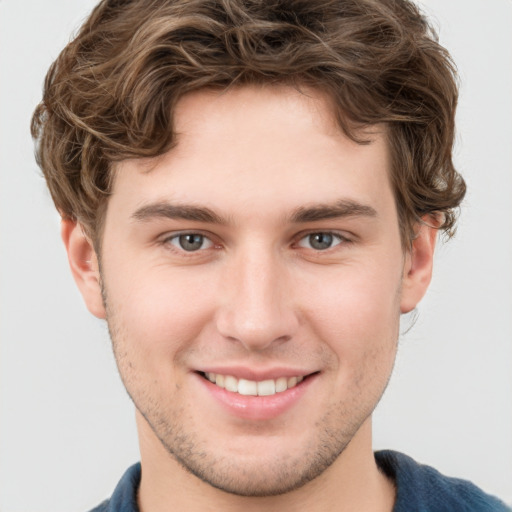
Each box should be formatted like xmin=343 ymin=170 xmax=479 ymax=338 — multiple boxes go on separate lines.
xmin=289 ymin=199 xmax=378 ymax=223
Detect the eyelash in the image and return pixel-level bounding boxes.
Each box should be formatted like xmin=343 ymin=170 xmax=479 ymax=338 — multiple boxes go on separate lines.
xmin=296 ymin=231 xmax=349 ymax=251
xmin=162 ymin=232 xmax=217 ymax=253
xmin=161 ymin=231 xmax=351 ymax=254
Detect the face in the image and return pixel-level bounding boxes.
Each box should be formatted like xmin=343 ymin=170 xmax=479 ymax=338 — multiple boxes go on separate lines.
xmin=66 ymin=85 xmax=434 ymax=497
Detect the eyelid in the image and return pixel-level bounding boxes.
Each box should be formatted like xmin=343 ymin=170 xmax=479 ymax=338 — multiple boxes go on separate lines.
xmin=160 ymin=230 xmax=218 ymax=252
xmin=295 ymin=231 xmax=351 ymax=250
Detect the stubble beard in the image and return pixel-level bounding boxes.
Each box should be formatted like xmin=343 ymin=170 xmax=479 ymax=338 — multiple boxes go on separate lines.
xmin=140 ymin=400 xmax=366 ymax=497
xmin=131 ymin=386 xmax=371 ymax=497
xmin=101 ymin=280 xmax=397 ymax=498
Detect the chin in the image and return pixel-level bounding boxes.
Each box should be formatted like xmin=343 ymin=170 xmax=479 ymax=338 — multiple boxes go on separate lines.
xmin=172 ymin=449 xmax=342 ymax=497
xmin=151 ymin=416 xmax=352 ymax=497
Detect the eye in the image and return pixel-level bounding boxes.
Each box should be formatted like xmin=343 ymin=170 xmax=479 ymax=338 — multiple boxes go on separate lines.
xmin=297 ymin=232 xmax=344 ymax=251
xmin=168 ymin=233 xmax=214 ymax=252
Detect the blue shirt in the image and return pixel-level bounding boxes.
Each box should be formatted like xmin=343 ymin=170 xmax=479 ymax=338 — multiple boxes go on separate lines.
xmin=89 ymin=450 xmax=510 ymax=511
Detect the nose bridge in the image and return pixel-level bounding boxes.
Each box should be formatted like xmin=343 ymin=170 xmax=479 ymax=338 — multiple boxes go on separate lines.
xmin=216 ymin=241 xmax=298 ymax=351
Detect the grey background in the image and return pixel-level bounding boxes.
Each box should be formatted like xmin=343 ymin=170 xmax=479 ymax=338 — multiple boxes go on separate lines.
xmin=1 ymin=0 xmax=511 ymax=510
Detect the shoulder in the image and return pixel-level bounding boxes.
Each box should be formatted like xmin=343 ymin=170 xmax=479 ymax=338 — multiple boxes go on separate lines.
xmin=375 ymin=450 xmax=511 ymax=512
xmin=88 ymin=501 xmax=109 ymax=512
xmin=87 ymin=463 xmax=141 ymax=512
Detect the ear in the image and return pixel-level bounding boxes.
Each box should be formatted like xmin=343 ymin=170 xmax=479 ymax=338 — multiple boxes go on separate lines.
xmin=400 ymin=217 xmax=439 ymax=314
xmin=61 ymin=219 xmax=106 ymax=319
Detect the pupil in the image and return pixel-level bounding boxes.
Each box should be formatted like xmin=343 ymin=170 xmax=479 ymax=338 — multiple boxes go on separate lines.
xmin=310 ymin=233 xmax=332 ymax=250
xmin=179 ymin=234 xmax=203 ymax=251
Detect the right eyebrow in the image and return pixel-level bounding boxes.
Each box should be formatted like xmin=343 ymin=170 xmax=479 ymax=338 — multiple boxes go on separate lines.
xmin=131 ymin=202 xmax=229 ymax=225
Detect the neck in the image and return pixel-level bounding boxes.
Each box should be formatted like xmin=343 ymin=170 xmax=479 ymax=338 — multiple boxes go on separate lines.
xmin=136 ymin=413 xmax=395 ymax=512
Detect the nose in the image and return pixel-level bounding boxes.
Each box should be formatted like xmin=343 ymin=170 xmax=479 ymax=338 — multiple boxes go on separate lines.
xmin=215 ymin=249 xmax=299 ymax=352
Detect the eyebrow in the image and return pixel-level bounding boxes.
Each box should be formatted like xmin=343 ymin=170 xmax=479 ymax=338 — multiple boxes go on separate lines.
xmin=290 ymin=199 xmax=378 ymax=223
xmin=131 ymin=202 xmax=228 ymax=224
xmin=131 ymin=198 xmax=377 ymax=225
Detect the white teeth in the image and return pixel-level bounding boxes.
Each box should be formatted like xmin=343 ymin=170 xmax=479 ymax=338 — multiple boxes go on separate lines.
xmin=215 ymin=374 xmax=225 ymax=388
xmin=238 ymin=379 xmax=258 ymax=396
xmin=204 ymin=372 xmax=306 ymax=396
xmin=224 ymin=375 xmax=238 ymax=393
xmin=275 ymin=377 xmax=288 ymax=393
xmin=257 ymin=379 xmax=276 ymax=396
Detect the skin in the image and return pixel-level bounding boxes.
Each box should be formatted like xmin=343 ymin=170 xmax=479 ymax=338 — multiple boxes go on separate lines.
xmin=63 ymin=85 xmax=437 ymax=512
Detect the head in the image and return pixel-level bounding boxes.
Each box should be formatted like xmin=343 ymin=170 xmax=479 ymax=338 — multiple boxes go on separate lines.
xmin=32 ymin=0 xmax=466 ymax=499
xmin=32 ymin=0 xmax=465 ymax=249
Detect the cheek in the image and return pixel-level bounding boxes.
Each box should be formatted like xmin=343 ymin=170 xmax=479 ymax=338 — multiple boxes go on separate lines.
xmin=302 ymin=262 xmax=402 ymax=367
xmin=103 ymin=262 xmax=218 ymax=365
xmin=103 ymin=271 xmax=219 ymax=409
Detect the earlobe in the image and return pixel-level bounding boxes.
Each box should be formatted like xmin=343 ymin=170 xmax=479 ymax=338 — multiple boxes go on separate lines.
xmin=61 ymin=219 xmax=106 ymax=319
xmin=400 ymin=218 xmax=439 ymax=314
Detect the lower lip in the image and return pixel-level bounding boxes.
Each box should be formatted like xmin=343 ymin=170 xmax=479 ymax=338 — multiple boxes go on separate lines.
xmin=196 ymin=374 xmax=317 ymax=421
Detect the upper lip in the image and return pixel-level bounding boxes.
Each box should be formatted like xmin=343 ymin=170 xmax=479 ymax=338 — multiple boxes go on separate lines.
xmin=195 ymin=366 xmax=317 ymax=381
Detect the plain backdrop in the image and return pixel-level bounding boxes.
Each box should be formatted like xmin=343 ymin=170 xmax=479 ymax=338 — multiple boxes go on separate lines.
xmin=0 ymin=1 xmax=511 ymax=510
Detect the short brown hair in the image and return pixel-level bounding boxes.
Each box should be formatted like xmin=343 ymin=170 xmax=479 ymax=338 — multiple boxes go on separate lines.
xmin=32 ymin=0 xmax=465 ymax=246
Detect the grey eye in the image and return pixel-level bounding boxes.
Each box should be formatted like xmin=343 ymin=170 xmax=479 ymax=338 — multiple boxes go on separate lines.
xmin=170 ymin=234 xmax=213 ymax=252
xmin=298 ymin=233 xmax=342 ymax=251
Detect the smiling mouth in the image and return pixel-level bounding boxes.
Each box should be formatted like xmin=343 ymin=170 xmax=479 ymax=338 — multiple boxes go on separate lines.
xmin=199 ymin=372 xmax=315 ymax=396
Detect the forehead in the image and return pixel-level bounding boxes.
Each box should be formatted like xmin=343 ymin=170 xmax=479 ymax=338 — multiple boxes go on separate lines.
xmin=109 ymin=85 xmax=393 ymax=223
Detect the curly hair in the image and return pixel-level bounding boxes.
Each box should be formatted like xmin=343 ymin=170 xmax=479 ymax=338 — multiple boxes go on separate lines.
xmin=31 ymin=0 xmax=466 ymax=246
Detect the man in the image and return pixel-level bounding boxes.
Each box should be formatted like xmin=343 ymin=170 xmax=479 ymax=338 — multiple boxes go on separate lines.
xmin=30 ymin=0 xmax=510 ymax=510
